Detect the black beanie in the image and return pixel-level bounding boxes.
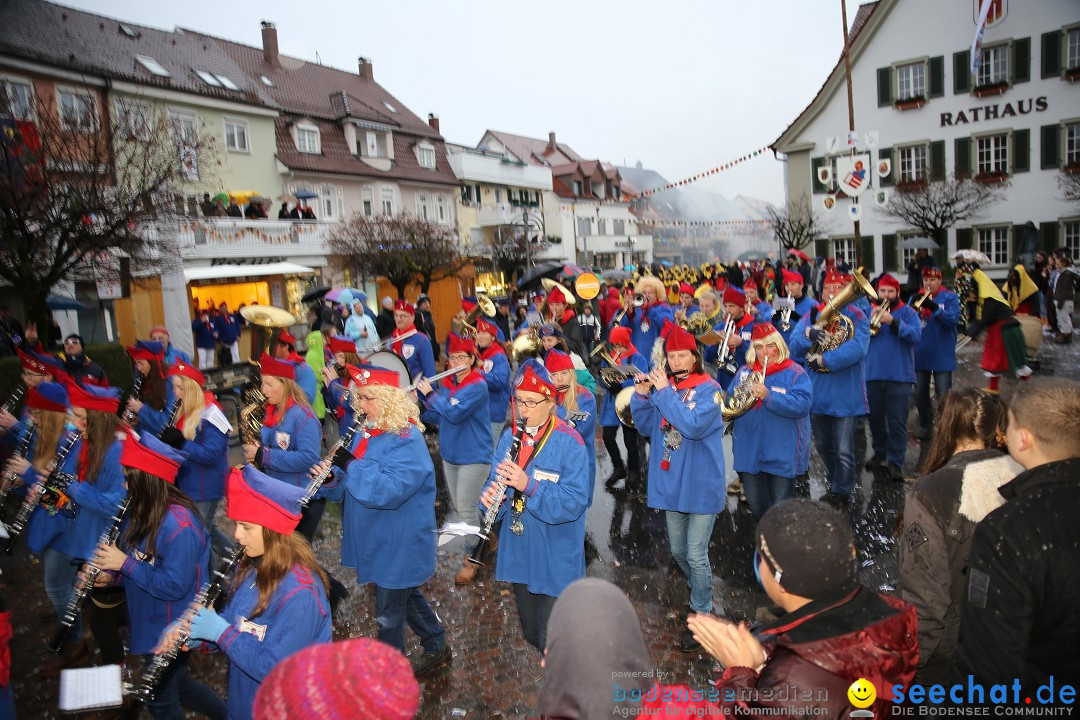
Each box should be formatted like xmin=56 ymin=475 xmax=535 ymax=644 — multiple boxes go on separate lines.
xmin=756 ymin=498 xmax=858 ymax=600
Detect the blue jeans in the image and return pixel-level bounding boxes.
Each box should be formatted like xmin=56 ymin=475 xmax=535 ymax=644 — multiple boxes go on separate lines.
xmin=866 ymin=381 xmax=913 ymax=468
xmin=810 ymin=414 xmax=858 ymax=497
xmin=914 ymin=370 xmax=952 ymax=435
xmin=374 ymin=585 xmax=446 ymax=654
xmin=193 ymin=499 xmax=234 ymax=563
xmin=741 ymin=472 xmax=795 ymax=520
xmin=664 ymin=511 xmax=715 ymax=614
xmin=43 ymin=548 xmax=81 ymax=642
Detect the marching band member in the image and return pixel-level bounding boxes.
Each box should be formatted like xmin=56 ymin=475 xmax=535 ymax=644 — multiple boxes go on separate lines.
xmin=244 ymin=354 xmax=322 ymax=537
xmin=962 ymin=267 xmax=1032 ymax=392
xmin=913 ymin=266 xmax=960 ymax=438
xmin=776 ymin=269 xmax=817 ymax=349
xmin=417 ymin=333 xmax=492 ymax=586
xmin=727 ymin=323 xmax=812 ymax=519
xmin=630 ymin=321 xmax=726 ymax=653
xmin=743 ymin=280 xmax=773 ymax=323
xmin=64 ymin=382 xmax=128 ymax=665
xmin=478 ymin=360 xmax=590 ymax=652
xmin=865 ymin=274 xmax=922 ymax=482
xmin=150 ymin=326 xmax=192 ymax=368
xmin=599 ymin=326 xmax=647 ymax=490
xmin=312 ymin=367 xmax=451 ymax=675
xmin=90 ymin=432 xmax=211 ymax=719
xmin=391 ymin=299 xmax=436 ymax=382
xmin=160 ymin=361 xmax=234 ymax=558
xmin=617 ymin=275 xmax=673 ymax=366
xmin=788 ymin=268 xmax=870 ymax=508
xmin=474 ymin=316 xmax=512 ymax=449
xmin=178 ymin=466 xmax=331 ymax=720
xmin=272 ymin=331 xmax=317 ymax=407
xmin=0 ymin=350 xmax=67 ymax=439
xmin=546 ymin=349 xmax=597 ymax=503
xmin=695 ymin=291 xmax=725 ymax=372
xmin=544 ymin=284 xmax=584 ymax=358
xmin=538 ymin=324 xmax=596 ymax=395
xmin=124 ymin=340 xmax=172 ymax=436
xmin=717 ymin=286 xmax=756 ymax=387
xmin=323 ymin=336 xmax=361 ymax=437
xmin=677 ymin=282 xmax=697 ymax=314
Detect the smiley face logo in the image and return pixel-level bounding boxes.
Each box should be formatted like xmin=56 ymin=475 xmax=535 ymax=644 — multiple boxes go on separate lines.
xmin=847 ymin=678 xmax=876 ymax=709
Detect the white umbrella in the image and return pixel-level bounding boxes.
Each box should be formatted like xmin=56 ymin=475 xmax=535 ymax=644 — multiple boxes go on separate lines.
xmin=900 ymin=236 xmax=940 ymax=250
xmin=952 ymin=249 xmax=992 ymax=265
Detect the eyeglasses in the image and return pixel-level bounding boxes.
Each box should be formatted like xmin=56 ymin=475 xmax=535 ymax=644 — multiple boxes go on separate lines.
xmin=513 ymin=396 xmax=550 ymax=408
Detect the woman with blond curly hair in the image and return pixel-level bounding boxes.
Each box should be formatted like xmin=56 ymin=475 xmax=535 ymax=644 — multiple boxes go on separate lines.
xmin=614 ymin=274 xmax=674 ymax=367
xmin=309 ymin=366 xmax=451 ymax=676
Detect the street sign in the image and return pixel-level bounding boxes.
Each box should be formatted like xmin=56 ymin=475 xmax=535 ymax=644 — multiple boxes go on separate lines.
xmin=575 ymin=273 xmax=601 ymax=300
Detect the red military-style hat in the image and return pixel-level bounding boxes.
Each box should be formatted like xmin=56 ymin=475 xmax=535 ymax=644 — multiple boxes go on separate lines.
xmin=678 ymin=282 xmax=695 ymax=296
xmin=167 ymin=361 xmax=206 ymax=387
xmin=394 ymin=299 xmax=415 ymax=313
xmin=67 ymin=382 xmax=122 ymax=414
xmin=227 ymin=465 xmax=304 ymax=535
xmin=125 ymin=340 xmax=165 ymax=363
xmin=327 ymin=336 xmax=357 ymax=355
xmin=447 ymin=333 xmax=476 ymax=356
xmin=26 ymin=382 xmax=68 ymax=414
xmin=346 ymin=365 xmax=400 ymax=388
xmin=781 ymin=269 xmax=804 ymax=286
xmin=751 ymin=322 xmax=781 ymax=341
xmin=474 ymin=317 xmax=499 ymax=337
xmin=514 ymin=359 xmax=557 ymax=398
xmin=609 ymin=326 xmax=632 ymax=348
xmin=922 ymin=266 xmax=943 ymax=279
xmin=546 ymin=285 xmax=568 ymax=304
xmin=259 ymin=352 xmax=296 ymax=380
xmin=722 ymin=286 xmax=747 ymax=307
xmin=17 ymin=348 xmax=48 ymax=374
xmin=877 ymin=273 xmax=901 ymax=290
xmin=823 ymin=268 xmax=851 ymax=286
xmin=277 ymin=331 xmax=297 ymax=347
xmin=661 ymin=319 xmax=697 ymax=353
xmin=461 ymin=298 xmax=477 ymax=314
xmin=544 ymin=349 xmax=574 ymax=374
xmin=121 ymin=430 xmax=186 ymax=484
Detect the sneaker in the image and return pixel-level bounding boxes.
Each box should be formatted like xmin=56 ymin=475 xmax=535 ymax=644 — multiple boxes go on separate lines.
xmin=727 ymin=478 xmax=744 ymax=495
xmin=605 ymin=467 xmax=627 ymax=488
xmin=679 ymin=627 xmax=701 ymax=653
xmin=821 ymin=491 xmax=851 ymax=509
xmin=411 ymin=643 xmax=452 ymax=677
xmin=884 ymin=463 xmax=905 ymax=482
xmin=455 ymin=562 xmax=478 ymax=585
xmin=865 ymin=453 xmax=885 ymax=471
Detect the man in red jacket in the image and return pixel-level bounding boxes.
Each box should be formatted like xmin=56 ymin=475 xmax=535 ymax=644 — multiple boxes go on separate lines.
xmin=688 ymin=499 xmax=917 ymax=715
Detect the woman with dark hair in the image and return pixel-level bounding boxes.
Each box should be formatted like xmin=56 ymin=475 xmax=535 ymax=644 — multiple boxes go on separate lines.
xmin=545 ymin=349 xmax=597 ymax=503
xmin=322 ymin=336 xmax=362 ymax=437
xmin=124 ymin=340 xmax=172 ymax=436
xmin=91 ymin=433 xmax=214 ymax=719
xmin=899 ymin=387 xmax=1021 ymax=684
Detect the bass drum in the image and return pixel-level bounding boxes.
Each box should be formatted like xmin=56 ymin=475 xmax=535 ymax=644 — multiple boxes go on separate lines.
xmin=363 ymin=350 xmax=412 ymax=388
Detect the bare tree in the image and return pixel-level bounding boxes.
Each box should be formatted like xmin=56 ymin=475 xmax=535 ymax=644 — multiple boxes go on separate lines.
xmin=1059 ymin=171 xmax=1080 ymax=212
xmin=766 ymin=196 xmax=829 ymax=252
xmin=487 ymin=225 xmax=550 ymax=280
xmin=0 ymin=96 xmax=218 ymax=346
xmin=876 ymin=171 xmax=1009 ymax=238
xmin=330 ymin=213 xmax=464 ymax=297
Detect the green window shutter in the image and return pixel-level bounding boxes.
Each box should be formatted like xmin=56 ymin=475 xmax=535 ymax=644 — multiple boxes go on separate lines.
xmin=1012 ymin=37 xmax=1031 ymax=84
xmin=1040 ymin=222 xmax=1059 ymax=253
xmin=1012 ymin=224 xmax=1027 ymax=260
xmin=954 ymin=137 xmax=972 ymax=176
xmin=882 ymin=234 xmax=898 ymax=272
xmin=878 ymin=147 xmax=893 ymax=186
xmin=1012 ymin=129 xmax=1030 ymax=173
xmin=861 ymin=235 xmax=876 ymax=274
xmin=953 ymin=50 xmax=971 ymax=93
xmin=1041 ymin=30 xmax=1061 ymax=78
xmin=877 ymin=67 xmax=893 ymax=106
xmin=811 ymin=156 xmax=826 ymax=193
xmin=956 ymin=228 xmax=974 ymax=251
xmin=1041 ymin=124 xmax=1060 ymax=169
xmin=929 ymin=56 xmax=945 ymax=98
xmin=815 ymin=239 xmax=829 ymax=260
xmin=934 ymin=229 xmax=948 ymax=268
xmin=929 ymin=140 xmax=946 ymax=180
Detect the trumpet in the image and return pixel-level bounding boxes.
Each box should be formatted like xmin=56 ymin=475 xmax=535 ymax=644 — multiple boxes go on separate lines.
xmin=612 ymin=293 xmax=645 ymax=327
xmin=461 ymin=294 xmax=497 ymax=336
xmin=716 ymin=315 xmax=738 ymax=374
xmin=869 ymin=301 xmax=891 ymax=336
xmin=773 ymin=296 xmax=795 ymax=333
xmin=360 ymin=328 xmax=417 ymax=359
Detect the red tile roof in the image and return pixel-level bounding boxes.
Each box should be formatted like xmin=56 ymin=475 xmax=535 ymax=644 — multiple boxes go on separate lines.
xmin=482 ymin=130 xmax=583 ymax=167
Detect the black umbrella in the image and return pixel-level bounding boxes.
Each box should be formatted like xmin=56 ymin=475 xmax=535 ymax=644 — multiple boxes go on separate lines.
xmin=45 ymin=295 xmax=86 ymax=311
xmin=301 ymin=285 xmax=331 ymax=303
xmin=516 ymin=261 xmax=563 ymax=288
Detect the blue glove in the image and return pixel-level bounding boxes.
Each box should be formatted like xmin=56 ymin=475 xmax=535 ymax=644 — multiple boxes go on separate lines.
xmin=188 ymin=606 xmax=230 ymax=643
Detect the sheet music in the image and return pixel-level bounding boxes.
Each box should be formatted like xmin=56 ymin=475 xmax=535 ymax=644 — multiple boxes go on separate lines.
xmin=59 ymin=664 xmax=124 ymax=712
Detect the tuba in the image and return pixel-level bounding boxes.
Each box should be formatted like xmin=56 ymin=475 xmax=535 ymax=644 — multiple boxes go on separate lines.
xmin=461 ymin=294 xmax=496 ymax=336
xmin=511 ymin=327 xmax=544 ymax=364
xmin=807 ymin=267 xmax=878 ymax=363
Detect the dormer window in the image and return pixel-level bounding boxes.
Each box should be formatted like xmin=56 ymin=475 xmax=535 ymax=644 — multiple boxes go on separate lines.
xmin=136 ymin=55 xmax=170 ymax=78
xmin=195 ymin=70 xmax=240 ymax=91
xmin=359 ymin=130 xmax=389 ymax=158
xmin=417 ymin=143 xmax=436 ymax=169
xmin=296 ymin=123 xmax=320 ymax=154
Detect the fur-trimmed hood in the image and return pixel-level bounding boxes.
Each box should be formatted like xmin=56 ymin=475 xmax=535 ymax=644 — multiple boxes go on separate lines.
xmin=958 ymin=454 xmax=1023 ymax=523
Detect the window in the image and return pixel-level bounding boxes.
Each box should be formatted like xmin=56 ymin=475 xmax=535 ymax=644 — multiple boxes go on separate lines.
xmin=898 ymin=234 xmax=921 ymax=268
xmin=613 ymin=219 xmax=626 ymax=235
xmin=1069 ymin=28 xmax=1080 ymax=70
xmin=418 ymin=146 xmax=436 ymax=169
xmin=1064 ymin=221 xmax=1080 ymax=259
xmin=977 ymin=133 xmax=1009 ymax=176
xmin=321 ymin=185 xmax=341 ymax=221
xmin=115 ymin=98 xmax=150 ymax=141
xmin=416 ymin=192 xmax=431 ymax=220
xmin=215 ymin=75 xmax=240 ymax=91
xmin=135 ymin=55 xmax=170 ymax=78
xmin=1066 ymin=121 xmax=1080 ymax=166
xmin=896 ymin=61 xmax=925 ymax=100
xmin=296 ymin=124 xmax=319 ymax=154
xmin=897 ymin=144 xmax=928 ymax=183
xmin=977 ymin=45 xmax=1008 ymax=87
xmin=361 ymin=131 xmax=388 ymax=158
xmin=362 ymin=187 xmax=374 ymax=217
xmin=224 ymin=118 xmax=249 ymax=152
xmin=577 ymin=217 xmax=591 ymax=237
xmin=833 ymin=237 xmax=857 ymax=268
xmin=494 ymin=188 xmax=503 ymax=204
xmin=58 ymin=89 xmax=96 ymax=132
xmin=979 ymin=227 xmax=1009 ymax=265
xmin=260 ymin=75 xmax=273 ymax=86
xmin=597 ymin=219 xmax=606 ymax=235
xmin=573 ymin=180 xmax=582 ymax=196
xmin=381 ymin=187 xmax=394 ymax=217
xmin=383 ymin=101 xmax=397 ymax=114
xmin=195 ymin=70 xmax=222 ymax=87
xmin=0 ymin=77 xmax=32 ymax=120
xmin=436 ymin=195 xmax=448 ymax=224
xmin=168 ymin=109 xmax=197 ymax=144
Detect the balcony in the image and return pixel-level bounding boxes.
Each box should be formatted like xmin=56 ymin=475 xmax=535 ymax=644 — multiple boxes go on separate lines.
xmin=475 ymin=204 xmax=543 ymax=227
xmin=176 ymin=219 xmax=331 ymax=264
xmin=448 ymin=150 xmax=553 ymax=191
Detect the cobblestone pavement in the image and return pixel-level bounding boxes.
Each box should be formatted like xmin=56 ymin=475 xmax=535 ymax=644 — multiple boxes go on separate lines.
xmin=4 ymin=334 xmax=1076 ymax=719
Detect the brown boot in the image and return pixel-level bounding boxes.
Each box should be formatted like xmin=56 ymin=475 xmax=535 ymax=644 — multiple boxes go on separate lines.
xmin=485 ymin=531 xmax=498 ymax=557
xmin=455 ymin=561 xmax=478 ymax=585
xmin=41 ymin=638 xmax=91 ymax=678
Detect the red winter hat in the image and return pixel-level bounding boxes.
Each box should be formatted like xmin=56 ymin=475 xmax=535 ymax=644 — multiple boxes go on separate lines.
xmin=259 ymin=352 xmax=296 ymax=380
xmin=394 ymin=299 xmax=414 ymax=313
xmin=514 ymin=359 xmax=557 ymax=398
xmin=722 ymin=286 xmax=747 ymax=307
xmin=544 ymin=349 xmax=574 ymax=374
xmin=150 ymin=326 xmax=170 ymax=338
xmin=823 ymin=268 xmax=851 ymax=286
xmin=17 ymin=348 xmax=48 ymax=374
xmin=678 ymin=282 xmax=695 ymax=296
xmin=67 ymin=382 xmax=122 ymax=413
xmin=277 ymin=331 xmax=297 ymax=347
xmin=346 ymin=365 xmax=400 ymax=388
xmin=609 ymin=326 xmax=632 ymax=348
xmin=327 ymin=336 xmax=356 ymax=355
xmin=751 ymin=322 xmax=781 ymax=341
xmin=253 ymin=637 xmax=420 ymax=720
xmin=447 ymin=333 xmax=477 ymax=356
xmin=461 ymin=298 xmax=477 ymax=314
xmin=125 ymin=341 xmax=165 ymax=363
xmin=661 ymin=319 xmax=697 ymax=353
xmin=547 ymin=285 xmax=567 ymax=304
xmin=167 ymin=361 xmax=206 ymax=387
xmin=781 ymin=269 xmax=804 ymax=286
xmin=26 ymin=382 xmax=68 ymax=414
xmin=922 ymin=266 xmax=943 ymax=279
xmin=474 ymin=317 xmax=499 ymax=337
xmin=227 ymin=465 xmax=304 ymax=535
xmin=121 ymin=431 xmax=186 ymax=484
xmin=742 ymin=280 xmax=758 ymax=292
xmin=877 ymin=273 xmax=901 ymax=290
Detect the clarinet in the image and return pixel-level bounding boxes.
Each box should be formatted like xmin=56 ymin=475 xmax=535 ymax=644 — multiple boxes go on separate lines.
xmin=121 ymin=374 xmax=145 ymax=424
xmin=467 ymin=418 xmax=527 ymax=567
xmin=158 ymin=399 xmax=182 ymax=440
xmin=4 ymin=430 xmax=82 ymax=554
xmin=130 ymin=545 xmax=244 ymax=703
xmin=0 ymin=420 xmax=35 ymax=520
xmin=302 ymin=412 xmax=365 ymax=506
xmin=47 ymin=495 xmax=131 ymax=654
xmin=1 ymin=384 xmax=26 ymax=416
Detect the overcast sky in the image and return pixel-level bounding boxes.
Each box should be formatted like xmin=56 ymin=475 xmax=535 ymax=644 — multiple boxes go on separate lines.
xmin=59 ymin=0 xmax=867 ymax=207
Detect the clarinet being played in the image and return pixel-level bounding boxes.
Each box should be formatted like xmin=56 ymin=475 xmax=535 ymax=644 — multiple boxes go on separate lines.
xmin=121 ymin=374 xmax=145 ymax=425
xmin=302 ymin=411 xmax=365 ymax=505
xmin=0 ymin=420 xmax=35 ymax=519
xmin=47 ymin=496 xmax=131 ymax=654
xmin=158 ymin=398 xmax=182 ymax=439
xmin=1 ymin=384 xmax=26 ymax=416
xmin=468 ymin=418 xmax=526 ymax=566
xmin=4 ymin=430 xmax=81 ymax=554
